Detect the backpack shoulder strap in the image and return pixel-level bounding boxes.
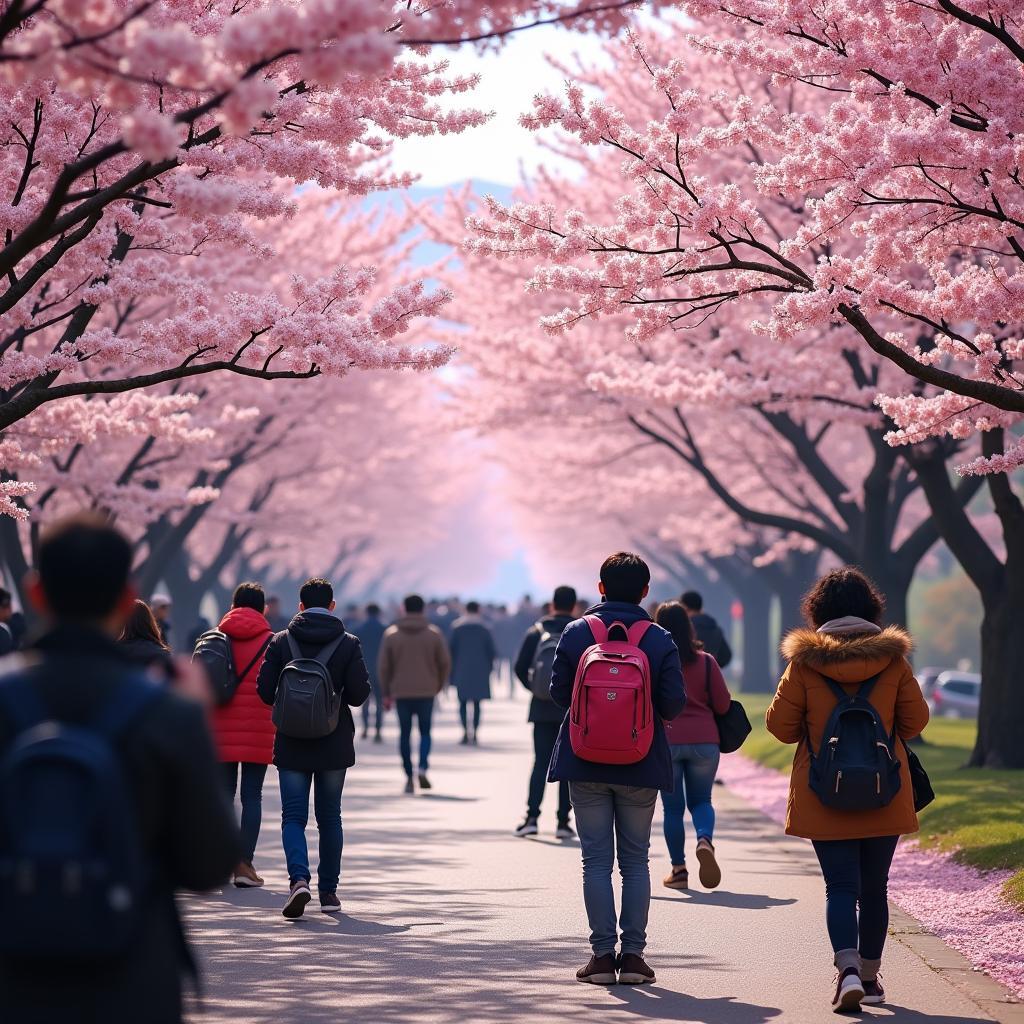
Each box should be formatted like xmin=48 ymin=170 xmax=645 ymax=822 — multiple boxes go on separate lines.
xmin=584 ymin=615 xmax=608 ymax=645
xmin=626 ymin=620 xmax=652 ymax=646
xmin=819 ymin=674 xmax=850 ymax=703
xmin=313 ymin=633 xmax=347 ymax=667
xmin=285 ymin=631 xmax=302 ymax=663
xmin=92 ymin=677 xmax=162 ymax=739
xmin=237 ymin=634 xmax=273 ymax=682
xmin=856 ymin=672 xmax=882 ymax=702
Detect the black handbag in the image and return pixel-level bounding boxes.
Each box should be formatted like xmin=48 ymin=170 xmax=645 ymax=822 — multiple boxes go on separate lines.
xmin=903 ymin=739 xmax=935 ymax=812
xmin=705 ymin=657 xmax=752 ymax=754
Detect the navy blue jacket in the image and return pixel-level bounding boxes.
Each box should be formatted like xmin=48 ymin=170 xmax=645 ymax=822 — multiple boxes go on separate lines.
xmin=547 ymin=601 xmax=686 ymax=790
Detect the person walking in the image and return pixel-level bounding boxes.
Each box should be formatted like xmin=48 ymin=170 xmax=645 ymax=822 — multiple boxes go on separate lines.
xmin=549 ymin=553 xmax=685 ymax=986
xmin=512 ymin=585 xmax=577 ymax=839
xmin=117 ymin=597 xmax=175 ymax=678
xmin=354 ymin=603 xmax=386 ymax=742
xmin=257 ymin=578 xmax=370 ymax=919
xmin=0 ymin=514 xmax=240 ymax=1024
xmin=150 ymin=592 xmax=174 ymax=649
xmin=680 ymin=590 xmax=732 ymax=669
xmin=766 ymin=567 xmax=929 ymax=1013
xmin=210 ymin=582 xmax=275 ymax=889
xmin=654 ymin=601 xmax=733 ymax=891
xmin=450 ymin=600 xmax=495 ymax=745
xmin=379 ymin=594 xmax=450 ymax=793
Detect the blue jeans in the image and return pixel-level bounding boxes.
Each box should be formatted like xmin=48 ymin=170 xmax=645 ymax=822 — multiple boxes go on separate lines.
xmin=396 ymin=697 xmax=434 ymax=776
xmin=812 ymin=836 xmax=899 ymax=959
xmin=222 ymin=762 xmax=268 ymax=864
xmin=278 ymin=768 xmax=347 ymax=894
xmin=659 ymin=742 xmax=720 ymax=864
xmin=569 ymin=782 xmax=658 ymax=957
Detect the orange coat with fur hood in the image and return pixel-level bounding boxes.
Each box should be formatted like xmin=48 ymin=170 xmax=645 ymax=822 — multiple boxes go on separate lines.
xmin=766 ymin=627 xmax=930 ymax=841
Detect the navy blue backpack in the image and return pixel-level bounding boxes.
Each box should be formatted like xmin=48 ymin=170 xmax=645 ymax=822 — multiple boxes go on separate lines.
xmin=0 ymin=672 xmax=159 ymax=961
xmin=807 ymin=673 xmax=902 ymax=811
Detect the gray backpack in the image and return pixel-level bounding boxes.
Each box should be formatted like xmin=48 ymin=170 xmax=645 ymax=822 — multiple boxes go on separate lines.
xmin=528 ymin=627 xmax=562 ymax=700
xmin=272 ymin=633 xmax=346 ymax=739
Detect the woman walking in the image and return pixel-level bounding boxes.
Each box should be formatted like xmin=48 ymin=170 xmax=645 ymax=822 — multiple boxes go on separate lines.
xmin=767 ymin=568 xmax=929 ymax=1013
xmin=117 ymin=598 xmax=174 ymax=679
xmin=655 ymin=601 xmax=732 ymax=891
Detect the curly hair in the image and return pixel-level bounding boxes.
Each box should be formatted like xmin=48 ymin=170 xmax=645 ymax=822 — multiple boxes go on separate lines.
xmin=801 ymin=567 xmax=885 ymax=628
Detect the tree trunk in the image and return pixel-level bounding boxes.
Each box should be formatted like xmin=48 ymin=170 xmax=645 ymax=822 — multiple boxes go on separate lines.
xmin=738 ymin=582 xmax=773 ymax=693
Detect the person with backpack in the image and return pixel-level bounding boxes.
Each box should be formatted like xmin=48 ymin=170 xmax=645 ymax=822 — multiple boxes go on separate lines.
xmin=512 ymin=585 xmax=577 ymax=839
xmin=654 ymin=601 xmax=733 ymax=891
xmin=256 ymin=578 xmax=370 ymax=918
xmin=767 ymin=567 xmax=929 ymax=1013
xmin=354 ymin=603 xmax=386 ymax=742
xmin=0 ymin=514 xmax=240 ymax=1024
xmin=549 ymin=553 xmax=685 ymax=986
xmin=379 ymin=594 xmax=451 ymax=794
xmin=680 ymin=590 xmax=732 ymax=669
xmin=450 ymin=600 xmax=496 ymax=746
xmin=207 ymin=582 xmax=275 ymax=889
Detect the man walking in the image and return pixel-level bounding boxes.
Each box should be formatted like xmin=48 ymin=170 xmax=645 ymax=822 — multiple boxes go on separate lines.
xmin=0 ymin=515 xmax=240 ymax=1024
xmin=257 ymin=578 xmax=370 ymax=918
xmin=450 ymin=600 xmax=495 ymax=745
xmin=379 ymin=594 xmax=450 ymax=793
xmin=354 ymin=603 xmax=386 ymax=742
xmin=513 ymin=585 xmax=577 ymax=839
xmin=550 ymin=553 xmax=685 ymax=986
xmin=680 ymin=590 xmax=732 ymax=668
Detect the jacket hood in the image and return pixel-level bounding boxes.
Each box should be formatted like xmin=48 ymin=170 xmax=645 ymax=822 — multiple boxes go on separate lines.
xmin=539 ymin=613 xmax=575 ymax=632
xmin=584 ymin=601 xmax=651 ymax=625
xmin=395 ymin=614 xmax=432 ymax=633
xmin=219 ymin=606 xmax=272 ymax=641
xmin=287 ymin=609 xmax=347 ymax=644
xmin=781 ymin=626 xmax=912 ymax=682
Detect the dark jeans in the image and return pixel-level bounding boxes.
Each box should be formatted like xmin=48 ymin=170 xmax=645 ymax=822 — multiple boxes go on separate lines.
xmin=527 ymin=721 xmax=571 ymax=822
xmin=362 ymin=678 xmax=383 ymax=732
xmin=221 ymin=761 xmax=268 ymax=864
xmin=397 ymin=697 xmax=434 ymax=776
xmin=278 ymin=768 xmax=347 ymax=894
xmin=459 ymin=699 xmax=481 ymax=732
xmin=659 ymin=742 xmax=720 ymax=864
xmin=812 ymin=835 xmax=899 ymax=959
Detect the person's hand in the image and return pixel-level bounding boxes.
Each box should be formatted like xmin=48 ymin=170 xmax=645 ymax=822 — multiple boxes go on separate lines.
xmin=383 ymin=697 xmax=393 ymax=712
xmin=169 ymin=655 xmax=214 ymax=710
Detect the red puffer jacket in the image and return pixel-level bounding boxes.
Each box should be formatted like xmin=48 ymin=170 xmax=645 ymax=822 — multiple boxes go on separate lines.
xmin=211 ymin=606 xmax=275 ymax=764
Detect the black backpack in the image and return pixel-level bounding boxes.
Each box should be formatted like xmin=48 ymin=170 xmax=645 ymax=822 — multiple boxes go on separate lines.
xmin=808 ymin=674 xmax=902 ymax=811
xmin=528 ymin=625 xmax=564 ymax=701
xmin=193 ymin=629 xmax=270 ymax=707
xmin=271 ymin=633 xmax=346 ymax=739
xmin=0 ymin=672 xmax=159 ymax=961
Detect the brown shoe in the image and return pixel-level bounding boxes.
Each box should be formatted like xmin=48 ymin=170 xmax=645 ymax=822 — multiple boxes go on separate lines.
xmin=617 ymin=953 xmax=656 ymax=985
xmin=576 ymin=953 xmax=617 ymax=985
xmin=233 ymin=862 xmax=264 ymax=888
xmin=695 ymin=837 xmax=722 ymax=889
xmin=663 ymin=864 xmax=689 ymax=890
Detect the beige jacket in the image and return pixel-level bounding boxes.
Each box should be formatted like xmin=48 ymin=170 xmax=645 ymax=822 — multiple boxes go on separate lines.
xmin=379 ymin=615 xmax=451 ymax=699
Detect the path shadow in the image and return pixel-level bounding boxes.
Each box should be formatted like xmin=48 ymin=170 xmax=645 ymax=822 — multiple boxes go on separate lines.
xmin=848 ymin=1008 xmax=991 ymax=1023
xmin=285 ymin=913 xmax=430 ymax=936
xmin=652 ymin=892 xmax=797 ymax=911
xmin=417 ymin=792 xmax=481 ymax=803
xmin=594 ymin=986 xmax=782 ymax=1023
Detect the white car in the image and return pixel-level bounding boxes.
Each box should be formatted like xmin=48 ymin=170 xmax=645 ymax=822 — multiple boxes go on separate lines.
xmin=928 ymin=672 xmax=981 ymax=719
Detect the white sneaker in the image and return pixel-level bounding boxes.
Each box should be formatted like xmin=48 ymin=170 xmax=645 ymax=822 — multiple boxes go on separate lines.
xmin=514 ymin=817 xmax=539 ymax=837
xmin=555 ymin=822 xmax=576 ymax=840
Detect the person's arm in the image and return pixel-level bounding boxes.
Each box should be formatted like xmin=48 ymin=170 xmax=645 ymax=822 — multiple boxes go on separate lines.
xmin=550 ymin=620 xmax=584 ymax=709
xmin=654 ymin=642 xmax=686 ymax=721
xmin=342 ymin=640 xmax=371 ymax=707
xmin=161 ymin=699 xmax=242 ymax=890
xmin=435 ymin=632 xmax=452 ymax=693
xmin=765 ymin=664 xmax=806 ymax=743
xmin=378 ymin=633 xmax=394 ymax=699
xmin=716 ymin=631 xmax=732 ymax=669
xmin=895 ymin=658 xmax=930 ymax=740
xmin=256 ymin=635 xmax=283 ymax=706
xmin=708 ymin=655 xmax=732 ymax=715
xmin=514 ymin=626 xmax=540 ymax=688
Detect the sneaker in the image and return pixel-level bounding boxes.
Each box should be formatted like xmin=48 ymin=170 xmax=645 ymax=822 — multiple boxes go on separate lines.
xmin=555 ymin=821 xmax=576 ymax=840
xmin=832 ymin=968 xmax=865 ymax=1013
xmin=617 ymin=953 xmax=656 ymax=985
xmin=663 ymin=865 xmax=689 ymax=890
xmin=282 ymin=879 xmax=311 ymax=920
xmin=373 ymin=731 xmax=383 ymax=744
xmin=862 ymin=977 xmax=885 ymax=1005
xmin=418 ymin=773 xmax=432 ymax=790
xmin=319 ymin=892 xmax=341 ymax=914
xmin=514 ymin=817 xmax=539 ymax=837
xmin=695 ymin=837 xmax=722 ymax=889
xmin=470 ymin=734 xmax=479 ymax=746
xmin=576 ymin=953 xmax=618 ymax=985
xmin=233 ymin=861 xmax=264 ymax=888
xmin=460 ymin=733 xmax=470 ymax=745
xmin=404 ymin=776 xmax=415 ymax=794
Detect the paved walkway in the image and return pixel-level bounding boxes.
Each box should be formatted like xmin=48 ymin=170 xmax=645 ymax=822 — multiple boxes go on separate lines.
xmin=184 ymin=698 xmax=1004 ymax=1023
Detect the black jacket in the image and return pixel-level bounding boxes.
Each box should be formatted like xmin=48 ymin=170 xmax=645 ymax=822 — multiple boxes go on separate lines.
xmin=116 ymin=636 xmax=175 ymax=679
xmin=690 ymin=612 xmax=732 ymax=668
xmin=257 ymin=610 xmax=370 ymax=772
xmin=514 ymin=614 xmax=574 ymax=724
xmin=0 ymin=624 xmax=241 ymax=1024
xmin=548 ymin=601 xmax=686 ymax=790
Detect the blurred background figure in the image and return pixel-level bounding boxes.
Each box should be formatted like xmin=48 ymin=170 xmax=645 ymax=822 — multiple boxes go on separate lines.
xmin=450 ymin=601 xmax=496 ymax=746
xmin=117 ymin=598 xmax=174 ymax=680
xmin=355 ymin=603 xmax=387 ymax=743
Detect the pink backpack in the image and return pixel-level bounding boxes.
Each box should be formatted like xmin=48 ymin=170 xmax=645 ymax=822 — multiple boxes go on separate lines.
xmin=569 ymin=616 xmax=655 ymax=765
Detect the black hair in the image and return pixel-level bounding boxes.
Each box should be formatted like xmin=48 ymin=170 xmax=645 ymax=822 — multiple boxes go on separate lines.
xmin=37 ymin=514 xmax=133 ymax=620
xmin=655 ymin=601 xmax=703 ymax=665
xmin=552 ymin=585 xmax=577 ymax=613
xmin=466 ymin=600 xmax=481 ymax=614
xmin=599 ymin=552 xmax=651 ymax=605
xmin=232 ymin=581 xmax=265 ymax=614
xmin=119 ymin=598 xmax=169 ymax=651
xmin=366 ymin=603 xmax=381 ymax=616
xmin=404 ymin=594 xmax=425 ymax=614
xmin=300 ymin=577 xmax=334 ymax=609
xmin=801 ymin=567 xmax=885 ymax=628
xmin=680 ymin=590 xmax=703 ymax=612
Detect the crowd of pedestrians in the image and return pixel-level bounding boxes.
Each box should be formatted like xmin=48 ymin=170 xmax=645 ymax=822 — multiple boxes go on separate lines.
xmin=0 ymin=514 xmax=933 ymax=1021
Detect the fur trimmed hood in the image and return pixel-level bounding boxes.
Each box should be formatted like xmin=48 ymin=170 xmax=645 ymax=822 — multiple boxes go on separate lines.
xmin=781 ymin=626 xmax=913 ymax=667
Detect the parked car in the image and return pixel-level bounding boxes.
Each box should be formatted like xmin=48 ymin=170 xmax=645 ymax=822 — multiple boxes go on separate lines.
xmin=917 ymin=666 xmax=946 ymax=702
xmin=929 ymin=671 xmax=981 ymax=719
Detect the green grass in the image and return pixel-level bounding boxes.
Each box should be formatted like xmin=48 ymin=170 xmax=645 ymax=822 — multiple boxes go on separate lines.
xmin=738 ymin=693 xmax=1024 ymax=907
